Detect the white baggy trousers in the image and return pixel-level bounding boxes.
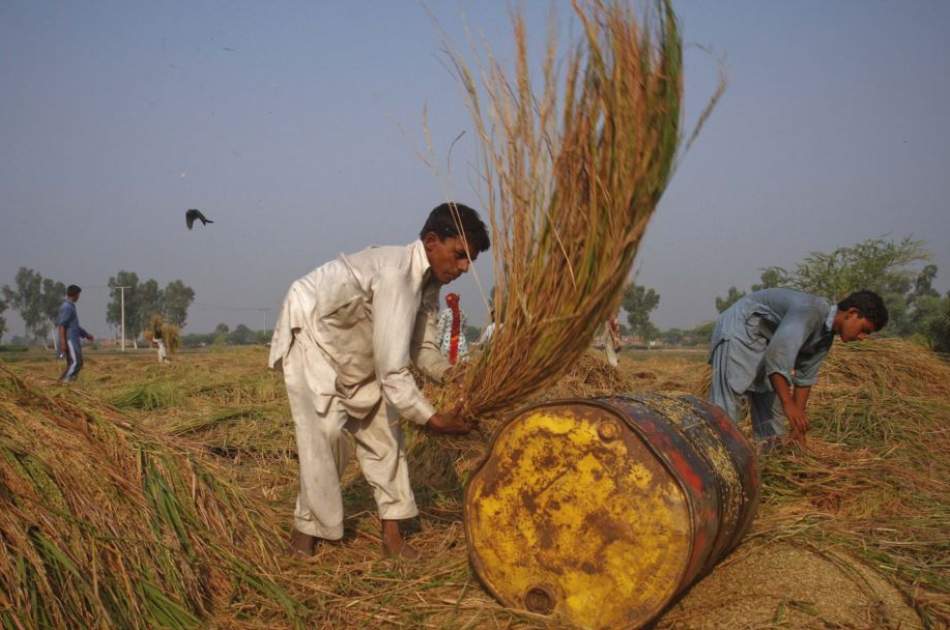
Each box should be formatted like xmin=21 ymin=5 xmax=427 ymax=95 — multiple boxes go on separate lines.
xmin=282 ymin=334 xmax=418 ymax=539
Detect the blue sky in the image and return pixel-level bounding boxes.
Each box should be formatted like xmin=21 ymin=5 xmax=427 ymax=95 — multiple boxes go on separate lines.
xmin=1 ymin=1 xmax=948 ymax=337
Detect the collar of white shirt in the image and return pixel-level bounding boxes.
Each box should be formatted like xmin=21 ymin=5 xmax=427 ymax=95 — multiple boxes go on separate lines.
xmin=824 ymin=305 xmax=838 ymax=332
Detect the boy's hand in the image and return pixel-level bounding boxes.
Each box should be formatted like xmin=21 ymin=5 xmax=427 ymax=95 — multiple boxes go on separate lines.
xmin=426 ymin=411 xmax=472 ymax=435
xmin=783 ymin=402 xmax=809 ymax=443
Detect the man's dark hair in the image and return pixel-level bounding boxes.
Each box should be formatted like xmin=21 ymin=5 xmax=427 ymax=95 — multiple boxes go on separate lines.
xmin=420 ymin=202 xmax=490 ymax=254
xmin=66 ymin=285 xmax=82 ymax=297
xmin=838 ymin=290 xmax=888 ymax=331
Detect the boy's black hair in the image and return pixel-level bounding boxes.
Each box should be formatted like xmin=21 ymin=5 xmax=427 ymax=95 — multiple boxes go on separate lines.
xmin=838 ymin=290 xmax=888 ymax=331
xmin=420 ymin=202 xmax=490 ymax=254
xmin=66 ymin=285 xmax=82 ymax=297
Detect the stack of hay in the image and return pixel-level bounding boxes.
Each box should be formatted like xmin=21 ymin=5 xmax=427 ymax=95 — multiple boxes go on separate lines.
xmin=0 ymin=365 xmax=301 ymax=628
xmin=143 ymin=313 xmax=180 ymax=354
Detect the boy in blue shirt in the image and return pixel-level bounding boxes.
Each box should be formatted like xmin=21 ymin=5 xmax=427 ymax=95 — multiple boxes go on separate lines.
xmin=709 ymin=289 xmax=887 ymax=445
xmin=56 ymin=284 xmax=94 ymax=382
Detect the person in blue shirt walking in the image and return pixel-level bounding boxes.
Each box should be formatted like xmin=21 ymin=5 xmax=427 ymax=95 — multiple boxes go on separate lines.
xmin=56 ymin=284 xmax=94 ymax=382
xmin=709 ymin=288 xmax=887 ymax=446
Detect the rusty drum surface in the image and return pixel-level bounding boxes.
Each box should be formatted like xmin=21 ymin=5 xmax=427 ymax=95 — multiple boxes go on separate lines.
xmin=464 ymin=393 xmax=760 ymax=629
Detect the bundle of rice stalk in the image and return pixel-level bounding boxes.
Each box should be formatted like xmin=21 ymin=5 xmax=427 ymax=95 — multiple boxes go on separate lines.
xmin=143 ymin=313 xmax=181 ymax=354
xmin=162 ymin=324 xmax=181 ymax=354
xmin=0 ymin=365 xmax=302 ymax=628
xmin=448 ymin=0 xmax=714 ymax=421
xmin=113 ymin=380 xmax=182 ymax=410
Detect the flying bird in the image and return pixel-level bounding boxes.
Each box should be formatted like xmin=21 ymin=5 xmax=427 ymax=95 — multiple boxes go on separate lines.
xmin=186 ymin=209 xmax=214 ymax=230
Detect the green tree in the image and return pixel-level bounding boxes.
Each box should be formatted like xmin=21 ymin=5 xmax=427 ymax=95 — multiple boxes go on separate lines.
xmin=621 ymin=283 xmax=660 ymax=342
xmin=228 ymin=324 xmax=256 ymax=345
xmin=715 ymin=286 xmax=745 ymax=313
xmin=750 ymin=266 xmax=791 ymax=292
xmin=3 ymin=268 xmax=47 ymax=342
xmin=926 ymin=293 xmax=950 ymax=353
xmin=464 ymin=324 xmax=482 ymax=343
xmin=790 ymin=237 xmax=930 ymax=335
xmin=904 ymin=266 xmax=949 ymax=349
xmin=163 ymin=280 xmax=195 ymax=328
xmin=256 ymin=329 xmax=273 ymax=344
xmin=688 ymin=321 xmax=715 ymax=344
xmin=38 ymin=278 xmax=66 ymax=345
xmin=660 ymin=327 xmax=685 ymax=345
xmin=791 ymin=237 xmax=928 ymax=300
xmin=0 ymin=294 xmax=7 ymax=342
xmin=909 ymin=264 xmax=939 ymax=303
xmin=138 ymin=279 xmax=164 ymax=332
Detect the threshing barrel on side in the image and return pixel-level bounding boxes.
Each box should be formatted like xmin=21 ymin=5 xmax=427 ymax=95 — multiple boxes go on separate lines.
xmin=464 ymin=393 xmax=760 ymax=629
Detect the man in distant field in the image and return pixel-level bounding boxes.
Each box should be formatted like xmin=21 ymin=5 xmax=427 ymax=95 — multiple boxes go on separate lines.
xmin=709 ymin=288 xmax=888 ymax=446
xmin=56 ymin=285 xmax=94 ymax=382
xmin=269 ymin=202 xmax=490 ymax=559
xmin=603 ymin=314 xmax=623 ymax=367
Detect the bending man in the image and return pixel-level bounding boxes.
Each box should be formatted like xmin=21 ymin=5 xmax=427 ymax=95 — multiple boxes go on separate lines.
xmin=269 ymin=202 xmax=490 ymax=558
xmin=709 ymin=288 xmax=887 ymax=446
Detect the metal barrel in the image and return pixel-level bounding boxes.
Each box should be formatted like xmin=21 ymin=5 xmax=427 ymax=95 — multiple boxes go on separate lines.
xmin=464 ymin=393 xmax=760 ymax=629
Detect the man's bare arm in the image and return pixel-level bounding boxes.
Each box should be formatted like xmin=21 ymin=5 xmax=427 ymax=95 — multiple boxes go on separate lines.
xmin=793 ymin=385 xmax=811 ymax=413
xmin=769 ymin=372 xmax=808 ymax=440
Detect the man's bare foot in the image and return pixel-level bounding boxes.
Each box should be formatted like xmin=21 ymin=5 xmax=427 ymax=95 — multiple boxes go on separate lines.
xmin=383 ymin=539 xmax=421 ymax=560
xmin=289 ymin=528 xmax=318 ymax=557
xmin=381 ymin=518 xmax=420 ymax=560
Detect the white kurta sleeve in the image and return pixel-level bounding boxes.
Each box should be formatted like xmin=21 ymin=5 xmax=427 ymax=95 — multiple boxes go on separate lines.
xmin=372 ymin=267 xmax=437 ymax=425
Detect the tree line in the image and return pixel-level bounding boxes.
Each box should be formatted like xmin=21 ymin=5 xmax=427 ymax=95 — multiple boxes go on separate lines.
xmin=105 ymin=271 xmax=195 ymax=348
xmin=0 ymin=268 xmax=195 ymax=346
xmin=179 ymin=323 xmax=272 ymax=348
xmin=621 ymin=237 xmax=950 ymax=352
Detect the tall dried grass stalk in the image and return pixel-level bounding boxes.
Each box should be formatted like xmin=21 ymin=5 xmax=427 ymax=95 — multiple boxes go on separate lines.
xmin=0 ymin=365 xmax=301 ymax=628
xmin=449 ymin=0 xmax=694 ymax=418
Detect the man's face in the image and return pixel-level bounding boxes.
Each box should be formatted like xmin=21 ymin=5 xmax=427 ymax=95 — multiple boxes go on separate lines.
xmin=838 ymin=308 xmax=877 ymax=342
xmin=69 ymin=293 xmax=80 ymax=303
xmin=423 ymin=233 xmax=477 ymax=285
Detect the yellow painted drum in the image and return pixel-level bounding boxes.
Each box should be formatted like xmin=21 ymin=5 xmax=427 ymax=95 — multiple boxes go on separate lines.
xmin=464 ymin=394 xmax=759 ymax=629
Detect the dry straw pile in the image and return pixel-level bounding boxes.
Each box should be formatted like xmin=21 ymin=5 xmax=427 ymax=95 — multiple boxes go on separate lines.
xmin=448 ymin=0 xmax=716 ymax=420
xmin=750 ymin=339 xmax=950 ymax=625
xmin=0 ymin=364 xmax=301 ymax=628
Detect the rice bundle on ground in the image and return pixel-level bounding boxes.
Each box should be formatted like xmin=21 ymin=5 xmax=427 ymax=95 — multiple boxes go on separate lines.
xmin=0 ymin=364 xmax=301 ymax=628
xmin=449 ymin=0 xmax=698 ymax=421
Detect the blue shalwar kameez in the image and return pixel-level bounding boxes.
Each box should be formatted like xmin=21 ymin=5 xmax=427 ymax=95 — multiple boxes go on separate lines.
xmin=709 ymin=289 xmax=836 ymax=440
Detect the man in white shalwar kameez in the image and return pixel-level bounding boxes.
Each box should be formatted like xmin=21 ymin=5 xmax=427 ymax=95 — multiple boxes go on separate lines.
xmin=269 ymin=203 xmax=490 ymax=558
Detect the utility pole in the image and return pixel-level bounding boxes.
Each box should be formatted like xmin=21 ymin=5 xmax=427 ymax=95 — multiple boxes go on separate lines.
xmin=115 ymin=286 xmax=129 ymax=351
xmin=259 ymin=308 xmax=271 ymax=332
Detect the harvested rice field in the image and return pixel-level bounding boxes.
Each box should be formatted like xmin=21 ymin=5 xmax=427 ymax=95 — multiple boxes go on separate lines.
xmin=1 ymin=339 xmax=947 ymax=628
